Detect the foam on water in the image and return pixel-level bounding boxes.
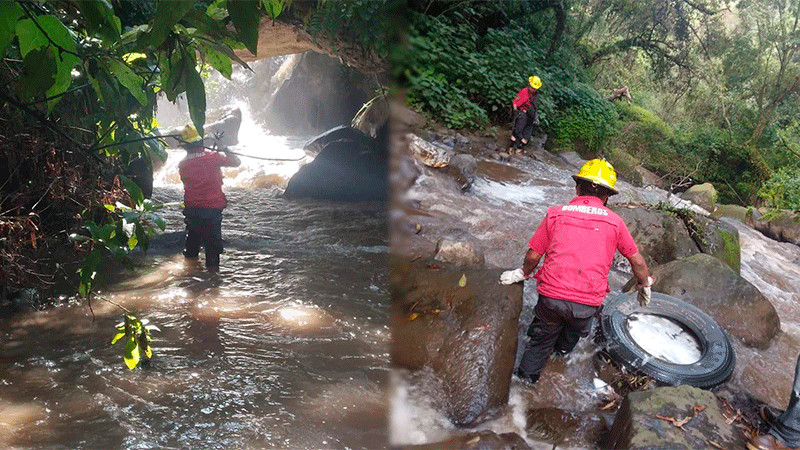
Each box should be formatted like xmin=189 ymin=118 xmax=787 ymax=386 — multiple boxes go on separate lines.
xmin=626 ymin=313 xmax=702 ymax=364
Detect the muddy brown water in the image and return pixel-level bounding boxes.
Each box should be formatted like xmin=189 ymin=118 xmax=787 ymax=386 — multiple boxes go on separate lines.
xmin=0 ymin=178 xmax=389 ymax=448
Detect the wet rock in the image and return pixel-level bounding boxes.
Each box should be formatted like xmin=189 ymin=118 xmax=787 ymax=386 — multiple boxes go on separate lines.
xmin=407 ymin=133 xmax=453 ymax=168
xmin=391 ymin=258 xmax=523 ymax=426
xmin=526 ymin=407 xmax=611 ymax=447
xmin=351 ymin=94 xmax=389 ymax=140
xmin=205 ymin=105 xmax=243 ymax=148
xmin=261 ymin=51 xmax=372 ymax=135
xmin=681 ymin=182 xmax=717 ymax=213
xmin=613 ymin=206 xmax=699 ymax=268
xmin=485 ymin=141 xmax=498 ymax=152
xmin=303 ymin=126 xmax=372 ymax=158
xmin=710 ymin=204 xmax=751 ymax=224
xmin=751 ymin=209 xmax=800 ymax=247
xmin=640 ymin=253 xmax=779 ymax=349
xmin=695 ymin=216 xmax=741 ymax=274
xmin=434 ymin=239 xmax=485 ymax=266
xmin=558 ymin=151 xmax=586 ymax=169
xmin=603 ymin=385 xmax=747 ymax=449
xmin=635 ymin=166 xmax=668 ymax=189
xmin=446 ymin=154 xmax=477 ymax=190
xmin=398 ymin=430 xmax=530 ymax=449
xmin=283 ymin=134 xmax=387 ymax=202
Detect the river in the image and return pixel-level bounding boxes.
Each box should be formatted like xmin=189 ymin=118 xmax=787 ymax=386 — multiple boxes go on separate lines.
xmin=390 ymin=145 xmax=800 ymax=447
xmin=0 ymin=106 xmax=390 ymax=448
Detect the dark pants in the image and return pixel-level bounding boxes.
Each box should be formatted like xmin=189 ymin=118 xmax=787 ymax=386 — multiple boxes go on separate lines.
xmin=770 ymin=352 xmax=800 ymax=447
xmin=517 ymin=294 xmax=599 ymax=379
xmin=511 ymin=108 xmax=538 ymax=143
xmin=183 ymin=207 xmax=224 ymax=269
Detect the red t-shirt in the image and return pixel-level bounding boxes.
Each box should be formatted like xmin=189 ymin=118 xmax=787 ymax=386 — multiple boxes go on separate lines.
xmin=528 ymin=196 xmax=638 ymax=306
xmin=178 ymin=151 xmax=233 ymax=209
xmin=513 ymin=87 xmax=537 ymax=111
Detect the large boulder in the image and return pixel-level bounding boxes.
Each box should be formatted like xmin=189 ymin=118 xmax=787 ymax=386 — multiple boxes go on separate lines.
xmin=261 ymin=51 xmax=372 ymax=135
xmin=603 ymin=385 xmax=747 ymax=449
xmin=645 ymin=253 xmax=779 ymax=348
xmin=351 ymin=94 xmax=389 ymax=139
xmin=614 ymin=205 xmax=741 ymax=273
xmin=681 ymin=182 xmax=717 ymax=213
xmin=390 ymin=259 xmax=523 ymax=426
xmin=283 ymin=130 xmax=387 ymax=202
xmin=710 ymin=204 xmax=751 ymax=224
xmin=751 ymin=209 xmax=800 ymax=247
xmin=612 ymin=206 xmax=699 ymax=268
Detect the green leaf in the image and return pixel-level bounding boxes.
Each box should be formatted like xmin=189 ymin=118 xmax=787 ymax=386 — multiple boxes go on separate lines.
xmin=111 ymin=331 xmax=126 ymax=345
xmin=36 ymin=15 xmax=77 ymax=54
xmin=148 ymin=0 xmax=194 ymax=48
xmin=185 ymin=67 xmax=206 ymax=137
xmin=127 ymin=232 xmax=138 ymax=251
xmin=124 ymin=336 xmax=141 ymax=370
xmin=17 ymin=47 xmax=56 ymax=99
xmin=47 ymin=52 xmax=82 ymax=113
xmin=77 ymin=0 xmax=121 ymax=42
xmin=227 ymin=0 xmax=260 ymax=55
xmin=15 ymin=19 xmax=48 ymax=57
xmin=202 ymin=45 xmax=232 ymax=79
xmin=105 ymin=59 xmax=147 ymax=106
xmin=144 ymin=345 xmax=153 ymax=359
xmin=144 ymin=136 xmax=168 ymax=162
xmin=119 ymin=174 xmax=145 ymax=205
xmin=262 ymin=0 xmax=286 ymax=20
xmin=183 ymin=8 xmax=228 ymax=41
xmin=0 ymin=1 xmax=22 ymax=55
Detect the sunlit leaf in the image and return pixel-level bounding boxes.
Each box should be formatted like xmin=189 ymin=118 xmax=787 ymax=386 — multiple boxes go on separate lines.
xmin=111 ymin=331 xmax=125 ymax=344
xmin=68 ymin=233 xmax=91 ymax=242
xmin=123 ymin=336 xmax=140 ymax=370
xmin=105 ymin=59 xmax=147 ymax=106
xmin=202 ymin=45 xmax=232 ymax=79
xmin=104 ymin=204 xmax=116 ymax=212
xmin=458 ymin=273 xmax=467 ymax=287
xmin=127 ymin=233 xmax=138 ymax=250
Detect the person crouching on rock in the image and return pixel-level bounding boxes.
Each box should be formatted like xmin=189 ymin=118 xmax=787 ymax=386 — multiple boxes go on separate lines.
xmin=178 ymin=125 xmax=241 ymax=271
xmin=500 ymin=159 xmax=653 ymax=385
xmin=508 ymin=75 xmax=541 ymax=154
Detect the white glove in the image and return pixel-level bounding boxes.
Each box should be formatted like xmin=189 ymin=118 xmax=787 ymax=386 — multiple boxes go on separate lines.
xmin=637 ymin=276 xmax=654 ymax=307
xmin=500 ymin=268 xmax=526 ymax=285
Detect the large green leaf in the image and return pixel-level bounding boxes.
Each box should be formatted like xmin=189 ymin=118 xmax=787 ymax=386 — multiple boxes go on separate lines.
xmin=47 ymin=53 xmax=81 ymax=113
xmin=262 ymin=0 xmax=288 ymax=20
xmin=183 ymin=8 xmax=228 ymax=41
xmin=105 ymin=58 xmax=147 ymax=106
xmin=119 ymin=174 xmax=145 ymax=205
xmin=76 ymin=0 xmax=121 ymax=42
xmin=227 ymin=0 xmax=260 ymax=55
xmin=201 ymin=44 xmax=232 ymax=79
xmin=0 ymin=1 xmax=22 ymax=55
xmin=17 ymin=47 xmax=56 ymax=98
xmin=15 ymin=19 xmax=49 ymax=57
xmin=148 ymin=0 xmax=194 ymax=48
xmin=185 ymin=67 xmax=206 ymax=137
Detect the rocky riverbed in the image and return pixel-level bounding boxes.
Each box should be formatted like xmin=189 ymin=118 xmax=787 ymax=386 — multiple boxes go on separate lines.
xmin=388 ymin=102 xmax=800 ymax=448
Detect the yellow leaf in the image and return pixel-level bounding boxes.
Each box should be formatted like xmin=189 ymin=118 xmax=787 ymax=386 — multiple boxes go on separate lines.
xmin=408 ymin=313 xmax=419 ymax=321
xmin=458 ymin=274 xmax=467 ymax=287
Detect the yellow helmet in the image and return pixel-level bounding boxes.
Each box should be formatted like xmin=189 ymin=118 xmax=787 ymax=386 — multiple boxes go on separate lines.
xmin=529 ymin=75 xmax=542 ymax=90
xmin=572 ymin=158 xmax=618 ymax=194
xmin=181 ymin=125 xmax=202 ymax=144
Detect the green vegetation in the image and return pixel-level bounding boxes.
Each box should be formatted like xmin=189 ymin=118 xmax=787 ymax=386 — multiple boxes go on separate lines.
xmin=397 ymin=0 xmax=800 ymax=207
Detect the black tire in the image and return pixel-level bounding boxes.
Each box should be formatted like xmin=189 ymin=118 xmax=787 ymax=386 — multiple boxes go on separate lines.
xmin=597 ymin=291 xmax=735 ymax=389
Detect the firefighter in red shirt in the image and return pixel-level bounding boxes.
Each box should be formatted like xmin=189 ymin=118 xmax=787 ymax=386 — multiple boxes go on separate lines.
xmin=500 ymin=159 xmax=653 ymax=384
xmin=508 ymin=75 xmax=541 ymax=154
xmin=178 ymin=125 xmax=241 ymax=271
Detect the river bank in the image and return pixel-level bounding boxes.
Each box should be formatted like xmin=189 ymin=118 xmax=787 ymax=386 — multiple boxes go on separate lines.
xmin=389 ymin=103 xmax=800 ymax=447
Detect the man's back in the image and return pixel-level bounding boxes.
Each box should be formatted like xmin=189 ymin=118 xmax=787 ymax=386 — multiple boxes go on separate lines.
xmin=179 ymin=151 xmax=228 ymax=210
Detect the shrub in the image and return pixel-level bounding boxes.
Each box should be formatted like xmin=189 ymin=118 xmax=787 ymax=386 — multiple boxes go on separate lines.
xmin=758 ymin=166 xmax=800 ymax=211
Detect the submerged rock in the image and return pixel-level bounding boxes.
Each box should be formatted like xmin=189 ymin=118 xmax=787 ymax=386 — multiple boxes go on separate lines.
xmin=434 ymin=239 xmax=485 ymax=266
xmin=390 ymin=258 xmax=523 ymax=426
xmin=641 ymin=253 xmax=779 ymax=349
xmin=603 ymin=385 xmax=747 ymax=449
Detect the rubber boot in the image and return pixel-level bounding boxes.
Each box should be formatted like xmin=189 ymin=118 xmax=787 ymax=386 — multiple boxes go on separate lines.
xmin=767 ymin=353 xmax=800 ymax=448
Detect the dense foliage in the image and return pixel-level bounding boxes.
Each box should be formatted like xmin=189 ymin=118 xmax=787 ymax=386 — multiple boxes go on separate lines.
xmin=398 ymin=0 xmax=800 ymax=206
